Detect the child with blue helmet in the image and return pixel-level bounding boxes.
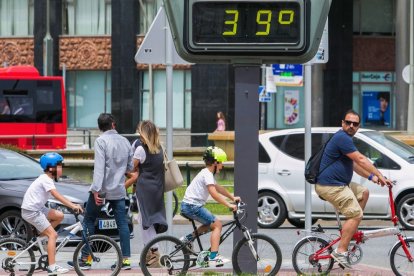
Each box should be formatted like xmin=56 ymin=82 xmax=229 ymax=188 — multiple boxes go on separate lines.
xmin=21 ymin=152 xmax=83 ymax=275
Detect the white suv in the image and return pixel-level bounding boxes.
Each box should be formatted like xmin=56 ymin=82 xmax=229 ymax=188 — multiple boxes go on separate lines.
xmin=258 ymin=127 xmax=414 ymax=229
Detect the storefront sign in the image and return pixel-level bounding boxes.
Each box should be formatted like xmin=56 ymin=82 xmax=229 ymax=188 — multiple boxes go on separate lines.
xmin=360 ymin=72 xmax=393 ymax=83
xmin=272 ymin=64 xmax=303 ymax=86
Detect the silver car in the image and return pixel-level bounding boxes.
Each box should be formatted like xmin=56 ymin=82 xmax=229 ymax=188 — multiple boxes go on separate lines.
xmin=0 ymin=148 xmax=133 ymax=241
xmin=258 ymin=127 xmax=414 ymax=229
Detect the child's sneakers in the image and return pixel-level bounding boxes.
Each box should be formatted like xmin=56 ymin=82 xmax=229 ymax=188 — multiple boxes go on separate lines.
xmin=47 ymin=264 xmax=69 ymax=275
xmin=208 ymin=254 xmax=230 ymax=267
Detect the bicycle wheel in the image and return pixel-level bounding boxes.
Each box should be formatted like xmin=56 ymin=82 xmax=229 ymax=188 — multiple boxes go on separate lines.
xmin=292 ymin=236 xmax=334 ymax=275
xmin=0 ymin=238 xmax=35 ymax=276
xmin=232 ymin=233 xmax=282 ymax=276
xmin=140 ymin=235 xmax=190 ymax=276
xmin=73 ymin=234 xmax=122 ymax=276
xmin=172 ymin=191 xmax=179 ymax=217
xmin=390 ymin=237 xmax=414 ymax=276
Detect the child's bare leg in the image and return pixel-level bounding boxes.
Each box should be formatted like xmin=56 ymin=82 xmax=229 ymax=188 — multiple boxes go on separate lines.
xmin=209 ymin=220 xmax=222 ymax=252
xmin=47 ymin=210 xmax=64 ymax=229
xmin=194 ymin=224 xmax=210 ymax=236
xmin=41 ymin=226 xmax=58 ymax=265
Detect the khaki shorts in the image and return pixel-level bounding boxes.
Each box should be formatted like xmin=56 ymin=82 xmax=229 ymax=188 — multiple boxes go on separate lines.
xmin=315 ymin=182 xmax=367 ymax=219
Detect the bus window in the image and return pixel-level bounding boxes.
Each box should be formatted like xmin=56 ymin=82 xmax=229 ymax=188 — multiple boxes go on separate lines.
xmin=0 ymin=66 xmax=67 ymax=149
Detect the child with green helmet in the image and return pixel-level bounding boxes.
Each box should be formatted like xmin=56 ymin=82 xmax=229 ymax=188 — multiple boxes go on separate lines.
xmin=180 ymin=146 xmax=241 ymax=267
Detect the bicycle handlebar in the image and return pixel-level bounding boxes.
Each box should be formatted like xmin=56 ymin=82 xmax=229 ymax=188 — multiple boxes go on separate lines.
xmin=68 ymin=208 xmax=84 ymax=222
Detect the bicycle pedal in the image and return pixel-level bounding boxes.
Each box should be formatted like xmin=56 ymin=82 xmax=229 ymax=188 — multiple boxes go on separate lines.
xmin=338 ymin=263 xmax=345 ymax=269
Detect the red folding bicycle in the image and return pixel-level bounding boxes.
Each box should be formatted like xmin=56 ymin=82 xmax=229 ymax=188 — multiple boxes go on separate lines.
xmin=292 ymin=184 xmax=413 ymax=276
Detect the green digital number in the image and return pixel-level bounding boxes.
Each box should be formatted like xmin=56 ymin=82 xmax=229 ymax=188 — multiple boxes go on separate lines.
xmin=278 ymin=10 xmax=294 ymax=25
xmin=256 ymin=10 xmax=272 ymax=36
xmin=222 ymin=10 xmax=239 ymax=36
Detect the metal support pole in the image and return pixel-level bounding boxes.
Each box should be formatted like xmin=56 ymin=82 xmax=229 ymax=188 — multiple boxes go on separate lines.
xmin=408 ymin=0 xmax=414 ymax=133
xmin=260 ymin=64 xmax=266 ymax=130
xmin=233 ymin=66 xmax=259 ymax=274
xmin=304 ymin=64 xmax=312 ymax=230
xmin=149 ymin=65 xmax=154 ymax=121
xmin=165 ymin=17 xmax=174 ymax=234
xmin=43 ymin=0 xmax=53 ymax=76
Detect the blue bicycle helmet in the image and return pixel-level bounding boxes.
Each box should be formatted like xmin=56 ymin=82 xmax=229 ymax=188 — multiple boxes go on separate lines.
xmin=40 ymin=152 xmax=63 ymax=170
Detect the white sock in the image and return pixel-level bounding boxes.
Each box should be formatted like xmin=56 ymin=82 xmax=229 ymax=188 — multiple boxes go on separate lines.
xmin=48 ymin=264 xmax=56 ymax=271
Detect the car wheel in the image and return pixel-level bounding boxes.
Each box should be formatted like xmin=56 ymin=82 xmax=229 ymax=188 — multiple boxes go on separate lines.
xmin=287 ymin=217 xmax=318 ymax=229
xmin=0 ymin=210 xmax=34 ymax=241
xmin=258 ymin=192 xmax=287 ymax=228
xmin=396 ymin=193 xmax=414 ymax=230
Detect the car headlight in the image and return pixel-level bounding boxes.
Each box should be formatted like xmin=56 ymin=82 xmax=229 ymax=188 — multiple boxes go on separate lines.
xmin=46 ymin=200 xmax=72 ymax=214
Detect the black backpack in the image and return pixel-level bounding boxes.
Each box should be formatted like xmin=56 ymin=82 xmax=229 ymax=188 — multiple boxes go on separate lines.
xmin=304 ymin=136 xmax=338 ymax=184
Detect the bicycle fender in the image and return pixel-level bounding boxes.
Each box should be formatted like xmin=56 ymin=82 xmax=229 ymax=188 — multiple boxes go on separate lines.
xmin=388 ymin=236 xmax=414 ymax=256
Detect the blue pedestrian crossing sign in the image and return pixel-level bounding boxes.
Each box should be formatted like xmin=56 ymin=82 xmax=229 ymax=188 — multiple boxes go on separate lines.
xmin=258 ymin=86 xmax=272 ymax=102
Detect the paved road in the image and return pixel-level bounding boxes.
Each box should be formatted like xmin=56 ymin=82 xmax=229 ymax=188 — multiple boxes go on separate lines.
xmin=28 ymin=219 xmax=413 ymax=275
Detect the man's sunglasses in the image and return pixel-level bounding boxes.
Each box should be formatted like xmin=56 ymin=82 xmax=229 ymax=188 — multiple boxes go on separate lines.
xmin=344 ymin=120 xmax=360 ymax=127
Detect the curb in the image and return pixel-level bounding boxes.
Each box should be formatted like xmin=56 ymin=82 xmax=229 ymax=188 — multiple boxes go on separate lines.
xmin=49 ymin=263 xmax=394 ymax=276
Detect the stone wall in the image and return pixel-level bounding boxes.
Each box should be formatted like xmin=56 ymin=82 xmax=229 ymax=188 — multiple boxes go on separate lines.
xmin=0 ymin=38 xmax=34 ymax=66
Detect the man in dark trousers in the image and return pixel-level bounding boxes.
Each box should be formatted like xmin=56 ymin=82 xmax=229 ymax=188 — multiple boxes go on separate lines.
xmin=70 ymin=113 xmax=134 ymax=270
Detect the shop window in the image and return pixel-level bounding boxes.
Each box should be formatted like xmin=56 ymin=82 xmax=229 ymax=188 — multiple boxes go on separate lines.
xmin=139 ymin=0 xmax=162 ymax=34
xmin=66 ymin=71 xmax=111 ymax=128
xmin=140 ymin=70 xmax=191 ymax=129
xmin=63 ymin=0 xmax=111 ymax=35
xmin=353 ymin=0 xmax=395 ymax=36
xmin=0 ymin=0 xmax=34 ymax=36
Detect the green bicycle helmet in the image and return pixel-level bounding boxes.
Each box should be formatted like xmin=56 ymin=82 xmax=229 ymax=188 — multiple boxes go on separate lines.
xmin=203 ymin=146 xmax=227 ymax=163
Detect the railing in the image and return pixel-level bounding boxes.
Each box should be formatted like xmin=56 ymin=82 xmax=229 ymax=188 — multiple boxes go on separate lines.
xmin=0 ymin=132 xmax=212 ymax=150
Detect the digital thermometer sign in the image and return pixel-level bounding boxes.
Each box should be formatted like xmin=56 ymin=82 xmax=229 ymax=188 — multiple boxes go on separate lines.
xmin=185 ymin=0 xmax=308 ymax=55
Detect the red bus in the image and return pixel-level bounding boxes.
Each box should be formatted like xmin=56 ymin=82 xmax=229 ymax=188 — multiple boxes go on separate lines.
xmin=0 ymin=66 xmax=67 ymax=149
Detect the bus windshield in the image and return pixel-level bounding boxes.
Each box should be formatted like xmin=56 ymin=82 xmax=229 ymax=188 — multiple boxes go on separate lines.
xmin=0 ymin=66 xmax=67 ymax=150
xmin=0 ymin=79 xmax=62 ymax=123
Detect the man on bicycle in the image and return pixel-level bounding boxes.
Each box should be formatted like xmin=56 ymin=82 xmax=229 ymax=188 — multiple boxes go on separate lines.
xmin=21 ymin=152 xmax=83 ymax=275
xmin=315 ymin=109 xmax=392 ymax=269
xmin=180 ymin=146 xmax=241 ymax=267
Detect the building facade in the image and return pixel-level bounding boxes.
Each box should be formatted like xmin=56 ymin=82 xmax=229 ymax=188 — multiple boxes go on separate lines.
xmin=0 ymin=0 xmax=411 ymax=146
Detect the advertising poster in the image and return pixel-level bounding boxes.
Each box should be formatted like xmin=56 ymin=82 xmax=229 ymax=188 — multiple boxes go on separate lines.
xmin=284 ymin=90 xmax=299 ymax=125
xmin=362 ymin=91 xmax=390 ymax=127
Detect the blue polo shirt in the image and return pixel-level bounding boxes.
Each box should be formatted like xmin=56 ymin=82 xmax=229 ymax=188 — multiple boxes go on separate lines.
xmin=317 ymin=129 xmax=357 ymax=186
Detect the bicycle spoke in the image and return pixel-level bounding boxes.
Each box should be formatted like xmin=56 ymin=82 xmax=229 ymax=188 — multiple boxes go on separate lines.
xmin=292 ymin=236 xmax=333 ymax=275
xmin=73 ymin=235 xmax=122 ymax=275
xmin=232 ymin=234 xmax=281 ymax=276
xmin=390 ymin=238 xmax=414 ymax=276
xmin=140 ymin=236 xmax=190 ymax=276
xmin=0 ymin=238 xmax=36 ymax=276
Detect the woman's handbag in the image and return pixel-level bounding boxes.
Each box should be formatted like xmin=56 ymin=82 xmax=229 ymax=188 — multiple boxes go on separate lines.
xmin=163 ymin=150 xmax=184 ymax=192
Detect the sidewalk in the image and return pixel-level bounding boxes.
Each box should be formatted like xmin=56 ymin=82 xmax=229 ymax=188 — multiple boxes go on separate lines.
xmin=32 ymin=263 xmax=394 ymax=276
